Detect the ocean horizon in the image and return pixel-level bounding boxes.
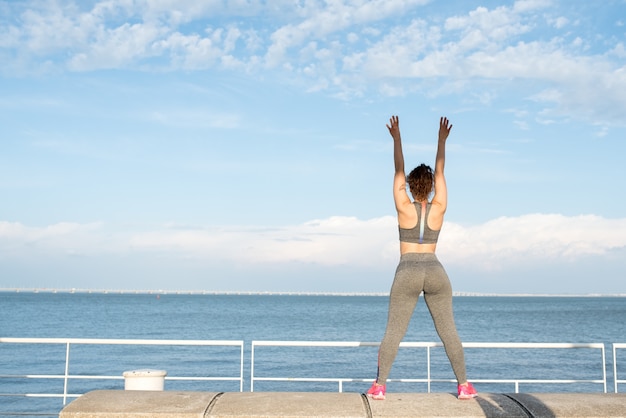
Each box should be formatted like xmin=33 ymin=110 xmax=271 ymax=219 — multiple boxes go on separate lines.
xmin=2 ymin=287 xmax=626 ymax=297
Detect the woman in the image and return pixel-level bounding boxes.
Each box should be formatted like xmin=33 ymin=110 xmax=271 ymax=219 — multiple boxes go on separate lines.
xmin=366 ymin=115 xmax=477 ymax=400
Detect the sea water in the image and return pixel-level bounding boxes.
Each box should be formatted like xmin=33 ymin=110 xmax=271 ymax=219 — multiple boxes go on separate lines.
xmin=1 ymin=292 xmax=625 ymax=416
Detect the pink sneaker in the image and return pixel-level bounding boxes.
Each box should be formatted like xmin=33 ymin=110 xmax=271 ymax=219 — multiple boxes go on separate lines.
xmin=366 ymin=382 xmax=386 ymax=400
xmin=457 ymin=382 xmax=477 ymax=400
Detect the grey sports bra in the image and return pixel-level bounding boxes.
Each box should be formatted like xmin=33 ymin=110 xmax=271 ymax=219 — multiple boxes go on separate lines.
xmin=398 ymin=201 xmax=440 ymax=244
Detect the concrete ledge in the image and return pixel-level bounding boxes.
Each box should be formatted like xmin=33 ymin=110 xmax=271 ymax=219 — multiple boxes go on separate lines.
xmin=368 ymin=393 xmax=528 ymax=417
xmin=208 ymin=392 xmax=367 ymax=417
xmin=59 ymin=390 xmax=626 ymax=418
xmin=507 ymin=393 xmax=626 ymax=418
xmin=59 ymin=391 xmax=220 ymax=418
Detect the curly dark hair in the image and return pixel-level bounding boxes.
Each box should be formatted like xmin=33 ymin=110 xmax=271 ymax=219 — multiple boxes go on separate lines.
xmin=407 ymin=164 xmax=434 ymax=202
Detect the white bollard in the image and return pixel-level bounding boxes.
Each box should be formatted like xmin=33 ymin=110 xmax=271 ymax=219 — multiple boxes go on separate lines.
xmin=123 ymin=369 xmax=167 ymax=391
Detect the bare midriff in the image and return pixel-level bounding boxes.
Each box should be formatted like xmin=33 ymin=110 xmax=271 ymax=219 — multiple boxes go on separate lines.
xmin=400 ymin=241 xmax=437 ymax=254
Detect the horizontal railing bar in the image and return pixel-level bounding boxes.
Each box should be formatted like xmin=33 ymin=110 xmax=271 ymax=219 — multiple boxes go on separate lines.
xmin=252 ymin=341 xmax=381 ymax=347
xmin=444 ymin=379 xmax=606 ymax=384
xmin=0 ymin=377 xmax=246 ymax=383
xmin=0 ymin=374 xmax=122 ymax=380
xmin=251 ymin=340 xmax=604 ymax=349
xmin=462 ymin=342 xmax=605 ymax=349
xmin=0 ymin=337 xmax=243 ymax=346
xmin=0 ymin=393 xmax=81 ymax=398
xmin=165 ymin=377 xmax=243 ymax=381
xmin=0 ymin=375 xmax=242 ymax=381
xmin=249 ymin=377 xmax=604 ymax=384
xmin=0 ymin=375 xmax=65 ymax=379
xmin=253 ymin=378 xmax=372 ymax=382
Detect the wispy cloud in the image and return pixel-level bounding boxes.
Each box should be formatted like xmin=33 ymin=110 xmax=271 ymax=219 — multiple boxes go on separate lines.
xmin=0 ymin=221 xmax=103 ymax=257
xmin=3 ymin=0 xmax=625 ymax=125
xmin=144 ymin=108 xmax=241 ymax=129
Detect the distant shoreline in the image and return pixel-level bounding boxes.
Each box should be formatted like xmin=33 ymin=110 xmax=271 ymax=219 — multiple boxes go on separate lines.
xmin=1 ymin=288 xmax=625 ymax=297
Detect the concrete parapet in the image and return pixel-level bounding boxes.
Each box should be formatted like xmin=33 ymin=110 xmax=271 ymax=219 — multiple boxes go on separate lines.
xmin=59 ymin=390 xmax=626 ymax=418
xmin=208 ymin=392 xmax=367 ymax=417
xmin=507 ymin=393 xmax=626 ymax=417
xmin=60 ymin=391 xmax=218 ymax=418
xmin=368 ymin=393 xmax=527 ymax=417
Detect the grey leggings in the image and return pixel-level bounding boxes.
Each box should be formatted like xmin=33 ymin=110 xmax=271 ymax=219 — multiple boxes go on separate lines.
xmin=376 ymin=253 xmax=467 ymax=384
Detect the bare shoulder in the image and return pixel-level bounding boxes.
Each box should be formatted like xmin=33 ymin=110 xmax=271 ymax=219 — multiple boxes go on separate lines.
xmin=397 ymin=200 xmax=417 ymax=228
xmin=427 ymin=200 xmax=446 ymax=230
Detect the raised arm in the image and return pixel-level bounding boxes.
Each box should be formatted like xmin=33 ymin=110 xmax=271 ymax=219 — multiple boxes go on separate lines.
xmin=431 ymin=116 xmax=452 ymax=212
xmin=387 ymin=116 xmax=412 ymax=212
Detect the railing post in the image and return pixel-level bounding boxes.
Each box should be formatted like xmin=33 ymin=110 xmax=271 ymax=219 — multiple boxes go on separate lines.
xmin=250 ymin=342 xmax=255 ymax=392
xmin=240 ymin=342 xmax=244 ymax=392
xmin=427 ymin=346 xmax=431 ymax=393
xmin=63 ymin=342 xmax=71 ymax=405
xmin=601 ymin=344 xmax=607 ymax=393
xmin=614 ymin=344 xmax=618 ymax=394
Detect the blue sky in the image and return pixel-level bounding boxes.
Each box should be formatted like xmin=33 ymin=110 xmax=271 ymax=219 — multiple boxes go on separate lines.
xmin=1 ymin=0 xmax=625 ymax=294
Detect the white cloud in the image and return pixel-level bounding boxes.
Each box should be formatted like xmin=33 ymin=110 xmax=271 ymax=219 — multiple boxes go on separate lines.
xmin=513 ymin=0 xmax=552 ymax=13
xmin=0 ymin=221 xmax=104 ymax=257
xmin=445 ymin=5 xmax=533 ymax=43
xmin=551 ymin=16 xmax=569 ymax=29
xmin=439 ymin=214 xmax=626 ymax=270
xmin=264 ymin=0 xmax=427 ymax=67
xmin=0 ymin=221 xmax=100 ymax=241
xmin=129 ymin=216 xmax=399 ymax=266
xmin=19 ymin=3 xmax=86 ymax=54
xmin=3 ymin=1 xmax=626 ymax=123
xmin=3 ymin=214 xmax=625 ymax=275
xmin=68 ymin=22 xmax=164 ymax=70
xmin=609 ymin=42 xmax=626 ymax=58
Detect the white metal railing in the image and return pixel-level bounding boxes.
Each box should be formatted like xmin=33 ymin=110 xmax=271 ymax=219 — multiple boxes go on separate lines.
xmin=0 ymin=337 xmax=244 ymax=405
xmin=1 ymin=338 xmax=615 ymax=404
xmin=614 ymin=343 xmax=626 ymax=393
xmin=250 ymin=341 xmax=607 ymax=393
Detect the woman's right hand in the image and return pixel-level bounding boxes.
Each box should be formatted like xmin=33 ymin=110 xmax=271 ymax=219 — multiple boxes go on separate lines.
xmin=438 ymin=116 xmax=452 ymax=142
xmin=387 ymin=115 xmax=401 ymax=141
